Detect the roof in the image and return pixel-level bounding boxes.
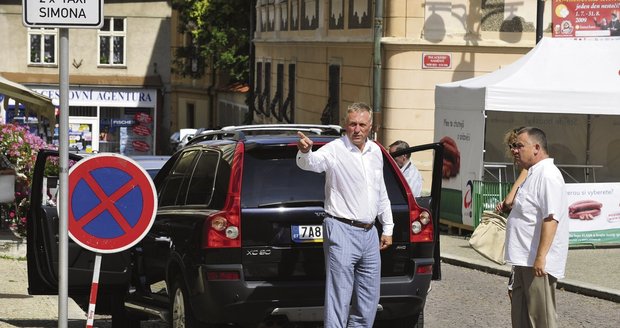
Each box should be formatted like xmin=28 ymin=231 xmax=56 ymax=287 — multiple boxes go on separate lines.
xmin=435 ymin=37 xmax=620 ymax=115
xmin=0 ymin=74 xmax=55 ymax=124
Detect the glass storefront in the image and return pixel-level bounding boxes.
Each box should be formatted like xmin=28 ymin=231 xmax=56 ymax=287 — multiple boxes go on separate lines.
xmin=100 ymin=107 xmax=155 ymax=155
xmin=34 ymin=87 xmax=158 ymax=155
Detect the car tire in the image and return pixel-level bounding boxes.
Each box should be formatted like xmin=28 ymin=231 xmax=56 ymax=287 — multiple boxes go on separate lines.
xmin=376 ymin=310 xmax=424 ymax=328
xmin=110 ymin=291 xmax=141 ymax=328
xmin=169 ymin=275 xmax=199 ymax=328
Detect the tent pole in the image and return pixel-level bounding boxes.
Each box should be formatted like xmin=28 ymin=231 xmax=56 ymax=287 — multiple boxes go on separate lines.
xmin=536 ymin=0 xmax=545 ymax=43
xmin=586 ymin=114 xmax=592 ymax=180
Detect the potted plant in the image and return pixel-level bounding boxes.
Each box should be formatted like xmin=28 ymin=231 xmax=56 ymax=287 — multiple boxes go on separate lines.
xmin=0 ymin=123 xmax=50 ymax=237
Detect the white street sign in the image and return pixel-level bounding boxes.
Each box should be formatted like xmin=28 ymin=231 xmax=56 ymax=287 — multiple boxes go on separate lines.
xmin=23 ymin=0 xmax=104 ymax=28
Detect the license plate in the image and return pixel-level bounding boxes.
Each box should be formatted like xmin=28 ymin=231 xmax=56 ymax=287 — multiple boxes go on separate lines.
xmin=291 ymin=225 xmax=323 ymax=243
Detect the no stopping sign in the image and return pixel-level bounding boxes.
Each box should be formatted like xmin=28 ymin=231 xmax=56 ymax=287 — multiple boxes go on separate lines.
xmin=68 ymin=154 xmax=157 ymax=253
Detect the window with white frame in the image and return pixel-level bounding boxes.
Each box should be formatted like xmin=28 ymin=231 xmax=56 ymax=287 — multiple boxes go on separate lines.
xmin=28 ymin=28 xmax=57 ymax=65
xmin=98 ymin=17 xmax=126 ymax=66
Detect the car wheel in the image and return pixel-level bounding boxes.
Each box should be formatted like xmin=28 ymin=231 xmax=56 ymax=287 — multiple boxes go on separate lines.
xmin=170 ymin=275 xmax=198 ymax=328
xmin=376 ymin=311 xmax=424 ymax=328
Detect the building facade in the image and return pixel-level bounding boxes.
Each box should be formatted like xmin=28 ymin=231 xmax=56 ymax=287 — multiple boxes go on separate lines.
xmin=251 ymin=0 xmax=552 ymax=190
xmin=0 ymin=0 xmax=215 ymax=155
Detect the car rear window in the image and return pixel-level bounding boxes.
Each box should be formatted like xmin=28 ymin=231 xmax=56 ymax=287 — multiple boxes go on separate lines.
xmin=241 ymin=146 xmax=325 ymax=208
xmin=241 ymin=145 xmax=407 ymax=208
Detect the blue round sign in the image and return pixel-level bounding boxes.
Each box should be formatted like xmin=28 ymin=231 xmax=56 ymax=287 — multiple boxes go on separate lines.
xmin=68 ymin=154 xmax=157 ymax=253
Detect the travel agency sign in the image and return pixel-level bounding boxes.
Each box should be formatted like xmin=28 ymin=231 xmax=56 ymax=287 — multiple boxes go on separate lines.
xmin=23 ymin=0 xmax=104 ymax=28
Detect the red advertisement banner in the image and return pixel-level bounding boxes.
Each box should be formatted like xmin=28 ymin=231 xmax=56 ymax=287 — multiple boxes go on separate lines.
xmin=553 ymin=0 xmax=620 ymax=38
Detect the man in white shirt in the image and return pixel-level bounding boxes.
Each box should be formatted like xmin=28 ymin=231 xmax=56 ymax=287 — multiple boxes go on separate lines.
xmin=389 ymin=140 xmax=423 ymax=197
xmin=296 ymin=102 xmax=393 ymax=328
xmin=504 ymin=127 xmax=569 ymax=328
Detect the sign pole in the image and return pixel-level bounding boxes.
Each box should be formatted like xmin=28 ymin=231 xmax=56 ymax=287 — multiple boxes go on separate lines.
xmin=85 ymin=254 xmax=103 ymax=328
xmin=58 ymin=27 xmax=70 ymax=328
xmin=21 ymin=2 xmax=104 ymax=327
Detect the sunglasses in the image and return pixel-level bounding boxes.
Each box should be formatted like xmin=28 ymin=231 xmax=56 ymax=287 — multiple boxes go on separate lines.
xmin=509 ymin=143 xmax=526 ymax=150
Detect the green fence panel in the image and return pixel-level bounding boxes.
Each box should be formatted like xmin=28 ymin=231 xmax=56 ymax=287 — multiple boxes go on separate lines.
xmin=440 ymin=188 xmax=463 ymax=223
xmin=472 ymin=180 xmax=513 ymax=227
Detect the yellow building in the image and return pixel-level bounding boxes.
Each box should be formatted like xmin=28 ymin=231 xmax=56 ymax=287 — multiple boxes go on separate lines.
xmin=252 ymin=0 xmax=552 ymax=189
xmin=0 ymin=0 xmax=214 ymax=155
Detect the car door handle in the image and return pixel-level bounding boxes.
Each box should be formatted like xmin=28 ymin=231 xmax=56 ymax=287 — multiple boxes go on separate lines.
xmin=154 ymin=236 xmax=171 ymax=243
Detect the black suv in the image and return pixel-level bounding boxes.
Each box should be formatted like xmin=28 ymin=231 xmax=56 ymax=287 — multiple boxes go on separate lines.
xmin=27 ymin=124 xmax=443 ymax=327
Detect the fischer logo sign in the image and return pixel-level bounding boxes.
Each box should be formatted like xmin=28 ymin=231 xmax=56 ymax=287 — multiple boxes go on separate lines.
xmin=22 ymin=0 xmax=104 ymax=28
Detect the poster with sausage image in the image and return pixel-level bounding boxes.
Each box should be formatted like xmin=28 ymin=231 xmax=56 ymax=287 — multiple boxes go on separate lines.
xmin=434 ymin=109 xmax=485 ymax=227
xmin=566 ymin=183 xmax=620 ymax=245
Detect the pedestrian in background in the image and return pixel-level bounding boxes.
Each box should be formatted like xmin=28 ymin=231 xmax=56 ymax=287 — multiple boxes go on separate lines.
xmin=496 ymin=127 xmax=528 ymax=215
xmin=389 ymin=140 xmax=423 ymax=197
xmin=296 ymin=102 xmax=393 ymax=328
xmin=495 ymin=127 xmax=528 ymax=302
xmin=504 ymin=127 xmax=569 ymax=328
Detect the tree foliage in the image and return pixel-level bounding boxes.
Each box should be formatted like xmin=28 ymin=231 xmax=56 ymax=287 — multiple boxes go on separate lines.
xmin=172 ymin=0 xmax=251 ymax=82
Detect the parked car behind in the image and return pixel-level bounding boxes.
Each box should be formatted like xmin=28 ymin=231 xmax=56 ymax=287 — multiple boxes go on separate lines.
xmin=27 ymin=124 xmax=444 ymax=328
xmin=130 ymin=155 xmax=171 ymax=179
xmin=169 ymin=128 xmax=197 ymax=153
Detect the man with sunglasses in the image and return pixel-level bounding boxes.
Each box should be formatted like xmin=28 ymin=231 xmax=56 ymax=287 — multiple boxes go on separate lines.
xmin=504 ymin=127 xmax=569 ymax=328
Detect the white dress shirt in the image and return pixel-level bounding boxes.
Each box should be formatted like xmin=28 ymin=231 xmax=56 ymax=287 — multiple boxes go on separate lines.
xmin=401 ymin=160 xmax=423 ymax=197
xmin=296 ymin=136 xmax=394 ymax=236
xmin=505 ymin=158 xmax=569 ymax=279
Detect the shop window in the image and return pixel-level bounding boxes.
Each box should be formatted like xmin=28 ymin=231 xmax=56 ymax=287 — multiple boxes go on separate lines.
xmin=69 ymin=106 xmax=97 ymax=117
xmin=99 ymin=107 xmax=155 ymax=155
xmin=98 ymin=17 xmax=126 ymax=66
xmin=28 ymin=28 xmax=57 ymax=65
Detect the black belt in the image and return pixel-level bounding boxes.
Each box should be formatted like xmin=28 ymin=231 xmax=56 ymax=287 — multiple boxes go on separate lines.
xmin=330 ymin=216 xmax=374 ymax=230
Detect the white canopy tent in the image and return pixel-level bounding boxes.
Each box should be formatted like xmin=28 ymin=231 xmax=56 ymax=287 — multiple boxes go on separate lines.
xmin=1 ymin=74 xmax=55 ymax=125
xmin=434 ymin=37 xmax=620 ymax=226
xmin=436 ymin=37 xmax=620 ymax=115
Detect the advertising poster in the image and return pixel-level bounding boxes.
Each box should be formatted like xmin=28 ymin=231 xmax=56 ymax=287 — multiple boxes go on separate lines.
xmin=119 ymin=111 xmax=154 ymax=156
xmin=434 ymin=109 xmax=485 ymax=226
xmin=552 ymin=0 xmax=620 ymax=38
xmin=566 ymin=183 xmax=620 ymax=245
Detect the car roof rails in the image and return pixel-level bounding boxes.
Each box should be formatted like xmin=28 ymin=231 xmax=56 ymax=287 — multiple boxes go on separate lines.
xmin=185 ymin=124 xmax=343 ymax=146
xmin=185 ymin=130 xmax=245 ymax=146
xmin=221 ymin=124 xmax=343 ymax=135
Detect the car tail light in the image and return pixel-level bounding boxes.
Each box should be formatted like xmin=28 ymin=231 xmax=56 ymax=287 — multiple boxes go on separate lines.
xmin=207 ymin=271 xmax=241 ymax=280
xmin=411 ymin=207 xmax=434 ymax=243
xmin=416 ymin=264 xmax=433 ymax=275
xmin=202 ymin=143 xmax=244 ymax=248
xmin=380 ymin=147 xmax=434 ymax=244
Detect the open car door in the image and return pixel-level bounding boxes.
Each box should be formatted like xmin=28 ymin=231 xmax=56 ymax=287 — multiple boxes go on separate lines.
xmin=390 ymin=142 xmax=444 ymax=280
xmin=26 ymin=150 xmax=133 ymax=309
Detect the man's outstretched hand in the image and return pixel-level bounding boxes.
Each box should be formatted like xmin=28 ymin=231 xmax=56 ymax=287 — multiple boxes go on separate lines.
xmin=297 ymin=131 xmax=313 ymax=153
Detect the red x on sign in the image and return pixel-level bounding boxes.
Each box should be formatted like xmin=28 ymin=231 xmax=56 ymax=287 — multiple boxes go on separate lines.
xmin=68 ymin=154 xmax=157 ymax=253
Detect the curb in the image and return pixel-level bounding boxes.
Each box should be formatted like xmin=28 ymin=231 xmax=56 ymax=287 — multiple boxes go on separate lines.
xmin=0 ymin=239 xmax=27 ymax=259
xmin=441 ymin=253 xmax=620 ymax=303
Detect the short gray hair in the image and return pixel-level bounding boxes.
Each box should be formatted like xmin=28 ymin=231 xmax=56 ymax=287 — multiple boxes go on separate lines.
xmin=345 ymin=102 xmax=373 ymax=123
